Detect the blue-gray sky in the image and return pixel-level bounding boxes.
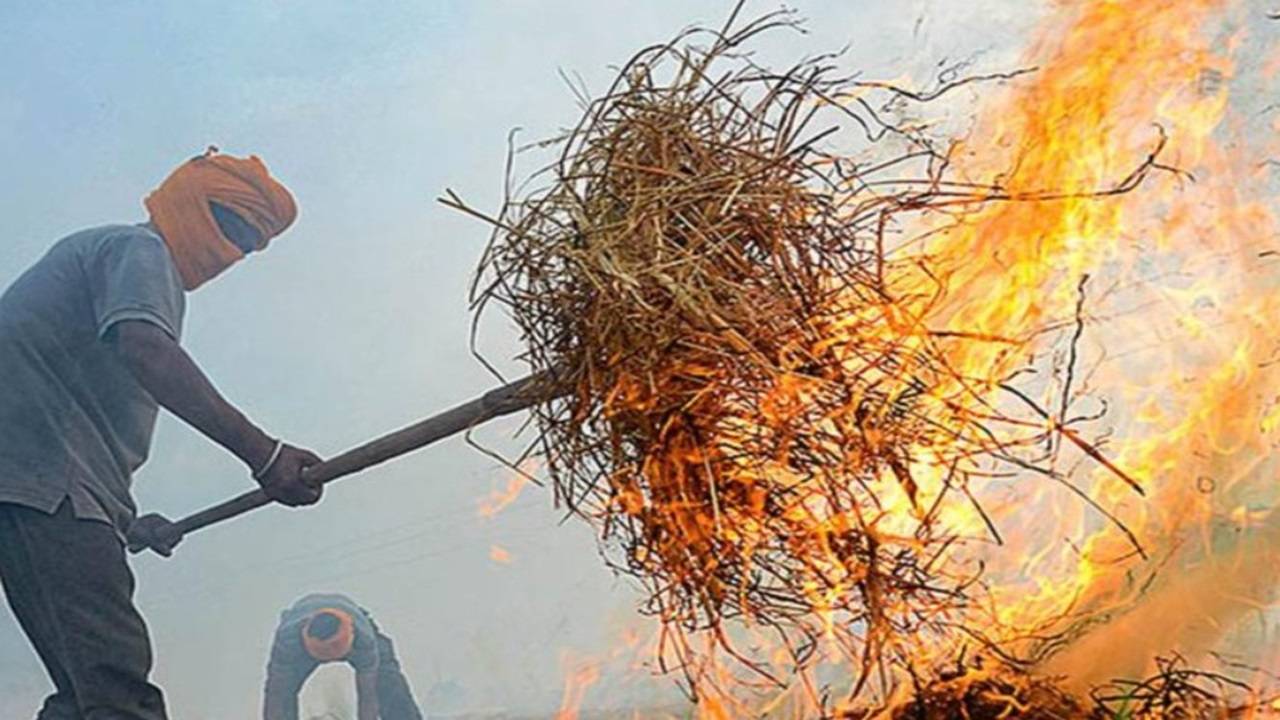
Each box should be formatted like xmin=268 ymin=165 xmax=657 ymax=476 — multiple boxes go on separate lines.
xmin=0 ymin=2 xmax=1038 ymax=716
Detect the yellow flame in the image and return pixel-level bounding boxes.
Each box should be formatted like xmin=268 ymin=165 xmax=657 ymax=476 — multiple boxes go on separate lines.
xmin=913 ymin=0 xmax=1280 ymax=692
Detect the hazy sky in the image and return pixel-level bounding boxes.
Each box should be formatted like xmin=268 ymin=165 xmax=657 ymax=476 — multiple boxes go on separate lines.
xmin=0 ymin=1 xmax=1039 ymax=716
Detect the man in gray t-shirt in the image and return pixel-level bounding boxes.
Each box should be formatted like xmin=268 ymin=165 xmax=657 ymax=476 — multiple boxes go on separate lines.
xmin=0 ymin=223 xmax=187 ymax=530
xmin=264 ymin=593 xmax=423 ymax=720
xmin=0 ymin=150 xmax=324 ymax=720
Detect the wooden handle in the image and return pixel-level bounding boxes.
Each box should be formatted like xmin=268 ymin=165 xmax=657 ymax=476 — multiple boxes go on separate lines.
xmin=167 ymin=371 xmax=560 ymax=539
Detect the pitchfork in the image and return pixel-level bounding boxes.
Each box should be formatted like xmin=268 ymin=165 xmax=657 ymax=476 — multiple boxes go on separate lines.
xmin=126 ymin=372 xmax=559 ymax=557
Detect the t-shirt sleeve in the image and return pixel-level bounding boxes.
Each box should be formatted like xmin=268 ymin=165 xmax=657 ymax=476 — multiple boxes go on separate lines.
xmin=85 ymin=229 xmax=186 ymax=341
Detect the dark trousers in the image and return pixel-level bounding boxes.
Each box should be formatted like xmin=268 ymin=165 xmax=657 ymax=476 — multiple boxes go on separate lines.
xmin=0 ymin=502 xmax=168 ymax=720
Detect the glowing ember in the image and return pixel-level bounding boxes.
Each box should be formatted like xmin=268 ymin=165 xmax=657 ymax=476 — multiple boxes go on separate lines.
xmin=489 ymin=544 xmax=513 ymax=564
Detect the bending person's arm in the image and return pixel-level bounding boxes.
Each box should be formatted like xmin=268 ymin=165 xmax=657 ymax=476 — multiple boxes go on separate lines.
xmin=355 ymin=669 xmax=380 ymax=720
xmin=263 ymin=670 xmax=302 ymax=720
xmin=109 ymin=319 xmax=321 ymax=505
xmin=349 ymin=623 xmax=382 ymax=720
xmin=262 ymin=646 xmax=314 ymax=720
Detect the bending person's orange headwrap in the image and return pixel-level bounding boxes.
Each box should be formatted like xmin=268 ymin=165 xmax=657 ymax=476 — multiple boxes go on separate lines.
xmin=301 ymin=608 xmax=356 ymax=662
xmin=144 ymin=148 xmax=297 ymax=290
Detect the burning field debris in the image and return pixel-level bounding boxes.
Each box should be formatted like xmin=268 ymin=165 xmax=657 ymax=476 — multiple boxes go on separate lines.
xmin=448 ymin=5 xmax=1058 ymax=696
xmin=855 ymin=661 xmax=1092 ymax=720
xmin=848 ymin=654 xmax=1280 ymax=720
xmin=441 ymin=0 xmax=1280 ymax=717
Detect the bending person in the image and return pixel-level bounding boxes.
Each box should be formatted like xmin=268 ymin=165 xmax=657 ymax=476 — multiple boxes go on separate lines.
xmin=264 ymin=593 xmax=423 ymax=720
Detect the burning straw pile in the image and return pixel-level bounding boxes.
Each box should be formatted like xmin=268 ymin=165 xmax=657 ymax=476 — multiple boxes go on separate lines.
xmin=435 ymin=0 xmax=1280 ymax=716
xmin=868 ymin=654 xmax=1277 ymax=720
xmin=445 ymin=5 xmax=1025 ymax=696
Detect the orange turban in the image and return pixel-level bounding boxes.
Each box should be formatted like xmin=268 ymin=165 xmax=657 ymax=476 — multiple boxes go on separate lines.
xmin=144 ymin=148 xmax=297 ymax=290
xmin=301 ymin=608 xmax=356 ymax=662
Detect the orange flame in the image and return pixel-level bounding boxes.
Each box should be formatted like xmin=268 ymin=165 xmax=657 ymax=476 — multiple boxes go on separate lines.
xmin=555 ymin=653 xmax=602 ymax=720
xmin=477 ymin=461 xmax=536 ymax=519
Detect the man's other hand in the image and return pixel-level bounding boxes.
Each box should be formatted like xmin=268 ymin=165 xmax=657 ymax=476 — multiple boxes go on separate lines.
xmin=258 ymin=444 xmax=324 ymax=506
xmin=126 ymin=513 xmax=184 ymax=557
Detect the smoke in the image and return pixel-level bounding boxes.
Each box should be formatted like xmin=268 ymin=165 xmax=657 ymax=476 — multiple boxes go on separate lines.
xmin=1046 ymin=511 xmax=1280 ymax=690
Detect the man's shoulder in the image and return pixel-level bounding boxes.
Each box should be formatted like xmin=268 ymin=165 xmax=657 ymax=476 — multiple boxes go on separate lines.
xmin=58 ymin=223 xmax=158 ymax=243
xmin=81 ymin=223 xmax=166 ymax=250
xmin=50 ymin=224 xmax=168 ymax=263
xmin=278 ymin=593 xmax=367 ymax=631
xmin=291 ymin=592 xmax=365 ymax=613
xmin=285 ymin=592 xmax=377 ymax=636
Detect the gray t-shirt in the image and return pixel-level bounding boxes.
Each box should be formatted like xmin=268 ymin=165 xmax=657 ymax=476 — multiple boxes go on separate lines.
xmin=0 ymin=223 xmax=185 ymax=533
xmin=268 ymin=593 xmax=380 ymax=684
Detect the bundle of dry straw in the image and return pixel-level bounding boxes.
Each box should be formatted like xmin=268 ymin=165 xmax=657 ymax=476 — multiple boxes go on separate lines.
xmin=445 ymin=3 xmax=1121 ymax=705
xmin=446 ymin=5 xmax=999 ymax=690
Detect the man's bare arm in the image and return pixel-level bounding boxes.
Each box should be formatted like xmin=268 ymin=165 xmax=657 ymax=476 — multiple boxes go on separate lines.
xmin=355 ymin=670 xmax=380 ymax=720
xmin=109 ymin=319 xmax=321 ymax=505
